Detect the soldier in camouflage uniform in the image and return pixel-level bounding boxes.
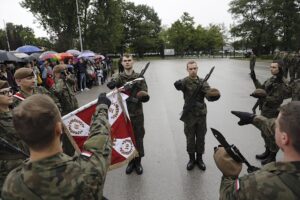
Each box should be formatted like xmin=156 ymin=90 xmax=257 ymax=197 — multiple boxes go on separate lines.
xmin=288 ymin=52 xmax=298 ymax=82
xmin=12 ymin=67 xmax=61 ymax=110
xmin=250 ymin=60 xmax=288 ymax=165
xmin=2 ymin=93 xmax=112 ymax=199
xmin=0 ymin=80 xmax=28 ymax=197
xmin=107 ymin=54 xmax=149 ymax=175
xmin=174 ymin=60 xmax=220 ymax=171
xmin=53 ymin=64 xmax=79 ymax=116
xmin=282 ymin=52 xmax=290 ymax=79
xmin=214 ymin=101 xmax=300 ymax=200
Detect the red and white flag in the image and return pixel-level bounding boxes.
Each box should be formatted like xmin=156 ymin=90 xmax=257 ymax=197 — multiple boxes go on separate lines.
xmin=62 ymin=91 xmax=137 ymax=169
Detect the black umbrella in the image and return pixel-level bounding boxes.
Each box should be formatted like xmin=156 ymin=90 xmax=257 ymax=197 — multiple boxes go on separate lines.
xmin=0 ymin=51 xmax=22 ymax=62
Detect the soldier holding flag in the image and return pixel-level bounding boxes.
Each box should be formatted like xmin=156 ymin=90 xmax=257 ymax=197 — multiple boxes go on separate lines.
xmin=107 ymin=54 xmax=150 ymax=175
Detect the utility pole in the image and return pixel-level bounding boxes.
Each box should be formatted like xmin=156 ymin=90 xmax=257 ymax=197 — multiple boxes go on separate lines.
xmin=3 ymin=20 xmax=10 ymax=51
xmin=75 ymin=0 xmax=83 ymax=52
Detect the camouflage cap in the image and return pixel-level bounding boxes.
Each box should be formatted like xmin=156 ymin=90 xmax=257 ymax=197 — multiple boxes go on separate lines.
xmin=251 ymin=88 xmax=267 ymax=98
xmin=206 ymin=88 xmax=220 ymax=101
xmin=14 ymin=68 xmax=34 ymax=79
xmin=0 ymin=80 xmax=9 ymax=90
xmin=53 ymin=64 xmax=67 ymax=74
xmin=213 ymin=147 xmax=242 ymax=177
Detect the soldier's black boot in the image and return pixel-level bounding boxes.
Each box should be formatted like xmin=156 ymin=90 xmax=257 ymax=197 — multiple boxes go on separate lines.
xmin=135 ymin=157 xmax=143 ymax=175
xmin=186 ymin=153 xmax=195 ymax=171
xmin=261 ymin=151 xmax=277 ymax=165
xmin=196 ymin=154 xmax=206 ymax=171
xmin=255 ymin=148 xmax=270 ymax=160
xmin=125 ymin=159 xmax=135 ymax=174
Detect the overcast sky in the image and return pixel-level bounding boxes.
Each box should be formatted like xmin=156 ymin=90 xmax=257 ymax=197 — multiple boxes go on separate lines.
xmin=0 ymin=0 xmax=233 ymax=38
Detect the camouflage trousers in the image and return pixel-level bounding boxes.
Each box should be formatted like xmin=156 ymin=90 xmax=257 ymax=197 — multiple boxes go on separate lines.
xmin=0 ymin=159 xmax=23 ymax=194
xmin=131 ymin=115 xmax=145 ymax=157
xmin=184 ymin=115 xmax=207 ymax=154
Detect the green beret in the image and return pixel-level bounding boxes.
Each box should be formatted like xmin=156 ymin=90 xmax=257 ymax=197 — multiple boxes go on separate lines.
xmin=14 ymin=68 xmax=34 ymax=79
xmin=213 ymin=147 xmax=242 ymax=177
xmin=0 ymin=80 xmax=9 ymax=90
xmin=53 ymin=64 xmax=67 ymax=74
xmin=206 ymin=88 xmax=220 ymax=101
xmin=251 ymin=89 xmax=267 ymax=98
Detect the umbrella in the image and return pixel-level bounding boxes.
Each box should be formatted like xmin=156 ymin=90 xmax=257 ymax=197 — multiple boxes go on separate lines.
xmin=95 ymin=54 xmax=105 ymax=60
xmin=39 ymin=51 xmax=58 ymax=60
xmin=66 ymin=49 xmax=81 ymax=57
xmin=40 ymin=53 xmax=59 ymax=62
xmin=11 ymin=52 xmax=36 ymax=62
xmin=0 ymin=51 xmax=22 ymax=62
xmin=16 ymin=45 xmax=42 ymax=54
xmin=30 ymin=52 xmax=42 ymax=59
xmin=57 ymin=52 xmax=74 ymax=60
xmin=78 ymin=50 xmax=95 ymax=58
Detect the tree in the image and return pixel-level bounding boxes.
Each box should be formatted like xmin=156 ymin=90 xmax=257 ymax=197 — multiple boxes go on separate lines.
xmin=84 ymin=0 xmax=123 ymax=53
xmin=168 ymin=12 xmax=195 ymax=56
xmin=120 ymin=2 xmax=161 ymax=57
xmin=21 ymin=0 xmax=84 ymax=51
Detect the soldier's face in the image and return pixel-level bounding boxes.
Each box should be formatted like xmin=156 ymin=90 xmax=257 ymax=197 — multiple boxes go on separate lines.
xmin=0 ymin=87 xmax=13 ymax=106
xmin=18 ymin=76 xmax=35 ymax=89
xmin=187 ymin=63 xmax=198 ymax=78
xmin=122 ymin=56 xmax=133 ymax=70
xmin=270 ymin=63 xmax=279 ymax=75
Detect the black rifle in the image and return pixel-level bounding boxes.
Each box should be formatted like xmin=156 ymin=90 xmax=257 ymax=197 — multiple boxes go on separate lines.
xmin=0 ymin=137 xmax=29 ymax=158
xmin=139 ymin=62 xmax=150 ymax=77
xmin=211 ymin=128 xmax=259 ymax=173
xmin=180 ymin=66 xmax=215 ymax=123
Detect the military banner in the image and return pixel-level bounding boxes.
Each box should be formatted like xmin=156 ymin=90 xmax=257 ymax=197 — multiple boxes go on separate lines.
xmin=62 ymin=91 xmax=137 ymax=170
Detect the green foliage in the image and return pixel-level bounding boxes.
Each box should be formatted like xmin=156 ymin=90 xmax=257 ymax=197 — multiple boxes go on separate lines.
xmin=120 ymin=2 xmax=161 ymax=57
xmin=229 ymin=0 xmax=300 ymax=54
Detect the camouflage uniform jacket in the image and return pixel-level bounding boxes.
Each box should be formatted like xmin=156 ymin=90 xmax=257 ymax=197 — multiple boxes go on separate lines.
xmin=219 ymin=161 xmax=300 ymax=200
xmin=178 ymin=76 xmax=210 ymax=124
xmin=53 ymin=77 xmax=79 ymax=116
xmin=254 ymin=76 xmax=287 ymax=118
xmin=286 ymin=79 xmax=300 ymax=101
xmin=13 ymin=86 xmax=61 ymax=111
xmin=0 ymin=111 xmax=27 ymax=193
xmin=111 ymin=71 xmax=148 ymax=117
xmin=1 ymin=104 xmax=112 ymax=200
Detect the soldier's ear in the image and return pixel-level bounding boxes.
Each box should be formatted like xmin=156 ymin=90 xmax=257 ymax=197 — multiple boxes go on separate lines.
xmin=55 ymin=121 xmax=63 ymax=136
xmin=281 ymin=132 xmax=289 ymax=146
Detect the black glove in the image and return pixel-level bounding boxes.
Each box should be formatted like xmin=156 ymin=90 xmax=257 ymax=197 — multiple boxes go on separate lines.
xmin=250 ymin=71 xmax=256 ymax=81
xmin=231 ymin=111 xmax=255 ymax=126
xmin=97 ymin=93 xmax=111 ymax=107
xmin=174 ymin=80 xmax=183 ymax=90
xmin=107 ymin=81 xmax=116 ymax=89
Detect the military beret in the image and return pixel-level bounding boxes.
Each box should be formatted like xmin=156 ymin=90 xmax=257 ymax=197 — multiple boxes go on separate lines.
xmin=213 ymin=147 xmax=242 ymax=177
xmin=137 ymin=91 xmax=150 ymax=102
xmin=14 ymin=68 xmax=34 ymax=79
xmin=251 ymin=88 xmax=267 ymax=98
xmin=0 ymin=80 xmax=9 ymax=90
xmin=53 ymin=64 xmax=67 ymax=74
xmin=206 ymin=88 xmax=220 ymax=101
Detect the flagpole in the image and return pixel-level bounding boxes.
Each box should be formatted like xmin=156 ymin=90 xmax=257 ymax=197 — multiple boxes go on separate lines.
xmin=3 ymin=20 xmax=10 ymax=51
xmin=75 ymin=0 xmax=83 ymax=52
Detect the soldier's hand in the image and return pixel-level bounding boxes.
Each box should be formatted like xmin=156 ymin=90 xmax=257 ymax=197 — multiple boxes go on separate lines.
xmin=174 ymin=80 xmax=183 ymax=90
xmin=213 ymin=147 xmax=242 ymax=177
xmin=107 ymin=81 xmax=116 ymax=89
xmin=231 ymin=111 xmax=255 ymax=125
xmin=97 ymin=93 xmax=111 ymax=107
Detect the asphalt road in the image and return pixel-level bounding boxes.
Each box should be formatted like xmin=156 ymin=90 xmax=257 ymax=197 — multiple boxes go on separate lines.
xmin=76 ymin=58 xmax=284 ymax=200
